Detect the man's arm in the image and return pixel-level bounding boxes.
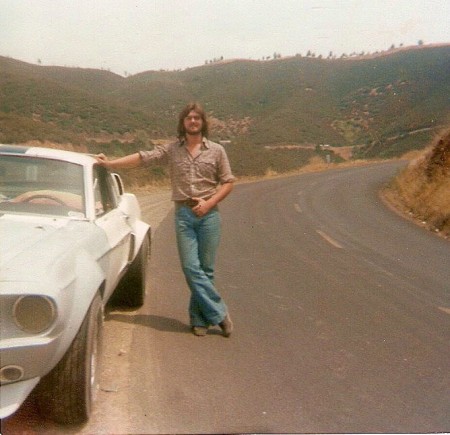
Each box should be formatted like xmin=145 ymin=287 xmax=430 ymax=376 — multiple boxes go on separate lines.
xmin=207 ymin=181 xmax=234 ymax=207
xmin=193 ymin=181 xmax=234 ymax=217
xmin=96 ymin=152 xmax=142 ymax=169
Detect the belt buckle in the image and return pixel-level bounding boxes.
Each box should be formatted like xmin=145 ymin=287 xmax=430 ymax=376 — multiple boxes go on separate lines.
xmin=186 ymin=198 xmax=198 ymax=207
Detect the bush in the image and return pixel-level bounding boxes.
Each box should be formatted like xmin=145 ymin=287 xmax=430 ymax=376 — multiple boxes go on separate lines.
xmin=385 ymin=128 xmax=450 ymax=236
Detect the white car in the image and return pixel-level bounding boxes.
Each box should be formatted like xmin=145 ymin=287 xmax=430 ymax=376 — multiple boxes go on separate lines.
xmin=0 ymin=144 xmax=151 ymax=424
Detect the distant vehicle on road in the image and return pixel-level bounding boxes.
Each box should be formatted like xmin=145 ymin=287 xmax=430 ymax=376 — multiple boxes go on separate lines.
xmin=0 ymin=144 xmax=151 ymax=424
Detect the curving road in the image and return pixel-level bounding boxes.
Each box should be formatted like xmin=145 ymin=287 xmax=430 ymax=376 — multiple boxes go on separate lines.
xmin=4 ymin=162 xmax=450 ymax=434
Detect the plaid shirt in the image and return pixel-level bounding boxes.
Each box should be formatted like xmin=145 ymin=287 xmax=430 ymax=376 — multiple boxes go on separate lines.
xmin=139 ymin=138 xmax=235 ymax=201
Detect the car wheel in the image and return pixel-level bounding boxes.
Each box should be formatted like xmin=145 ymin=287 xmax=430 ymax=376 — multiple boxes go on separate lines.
xmin=112 ymin=232 xmax=150 ymax=308
xmin=36 ymin=291 xmax=103 ymax=424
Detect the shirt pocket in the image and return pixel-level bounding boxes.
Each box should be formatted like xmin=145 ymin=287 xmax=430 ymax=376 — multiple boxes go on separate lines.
xmin=172 ymin=154 xmax=191 ymax=175
xmin=195 ymin=158 xmax=217 ymax=180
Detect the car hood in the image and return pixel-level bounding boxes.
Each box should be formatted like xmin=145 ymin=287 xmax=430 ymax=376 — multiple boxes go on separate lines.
xmin=0 ymin=215 xmax=108 ymax=283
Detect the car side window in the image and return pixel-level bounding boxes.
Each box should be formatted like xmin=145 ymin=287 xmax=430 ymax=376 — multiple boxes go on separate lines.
xmin=93 ymin=166 xmax=117 ymax=216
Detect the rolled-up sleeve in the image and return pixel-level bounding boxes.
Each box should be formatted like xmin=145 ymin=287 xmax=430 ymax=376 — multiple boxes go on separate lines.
xmin=139 ymin=144 xmax=170 ymax=165
xmin=217 ymin=146 xmax=236 ymax=184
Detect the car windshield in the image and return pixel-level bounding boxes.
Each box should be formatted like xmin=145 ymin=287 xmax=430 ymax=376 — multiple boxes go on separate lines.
xmin=0 ymin=155 xmax=86 ymax=217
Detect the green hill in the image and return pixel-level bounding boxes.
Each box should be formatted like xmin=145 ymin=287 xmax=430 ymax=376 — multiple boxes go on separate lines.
xmin=1 ymin=44 xmax=449 ymax=177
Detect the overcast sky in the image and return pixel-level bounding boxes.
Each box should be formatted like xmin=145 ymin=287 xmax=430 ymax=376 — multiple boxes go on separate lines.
xmin=1 ymin=0 xmax=449 ymax=76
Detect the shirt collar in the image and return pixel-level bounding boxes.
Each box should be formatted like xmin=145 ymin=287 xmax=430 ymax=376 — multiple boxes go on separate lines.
xmin=180 ymin=137 xmax=209 ymax=149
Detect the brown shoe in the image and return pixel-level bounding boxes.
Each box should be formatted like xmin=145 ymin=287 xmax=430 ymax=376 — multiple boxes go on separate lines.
xmin=192 ymin=326 xmax=208 ymax=337
xmin=219 ymin=314 xmax=233 ymax=337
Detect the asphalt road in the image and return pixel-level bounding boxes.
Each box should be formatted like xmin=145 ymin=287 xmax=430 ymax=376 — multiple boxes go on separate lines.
xmin=4 ymin=162 xmax=450 ymax=434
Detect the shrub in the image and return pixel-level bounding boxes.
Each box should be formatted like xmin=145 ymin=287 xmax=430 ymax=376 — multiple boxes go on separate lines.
xmin=386 ymin=128 xmax=450 ymax=236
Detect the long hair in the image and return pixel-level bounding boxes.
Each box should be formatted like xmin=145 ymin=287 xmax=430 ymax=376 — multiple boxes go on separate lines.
xmin=177 ymin=102 xmax=209 ymax=139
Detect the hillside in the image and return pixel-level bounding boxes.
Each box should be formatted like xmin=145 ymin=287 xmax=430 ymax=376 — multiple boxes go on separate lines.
xmin=383 ymin=128 xmax=450 ymax=238
xmin=1 ymin=44 xmax=449 ymax=177
xmin=126 ymin=45 xmax=450 ymax=150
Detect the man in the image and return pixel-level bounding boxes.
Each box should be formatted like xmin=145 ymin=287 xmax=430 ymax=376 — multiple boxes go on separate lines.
xmin=96 ymin=102 xmax=235 ymax=337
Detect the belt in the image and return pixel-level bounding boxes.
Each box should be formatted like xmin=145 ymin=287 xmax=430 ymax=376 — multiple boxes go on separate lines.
xmin=175 ymin=195 xmax=213 ymax=208
xmin=175 ymin=198 xmax=199 ymax=208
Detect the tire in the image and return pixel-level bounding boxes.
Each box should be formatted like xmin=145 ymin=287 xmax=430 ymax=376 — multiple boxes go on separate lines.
xmin=112 ymin=232 xmax=150 ymax=308
xmin=36 ymin=292 xmax=103 ymax=424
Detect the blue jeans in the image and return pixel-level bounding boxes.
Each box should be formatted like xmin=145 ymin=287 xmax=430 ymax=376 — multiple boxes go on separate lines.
xmin=175 ymin=205 xmax=228 ymax=328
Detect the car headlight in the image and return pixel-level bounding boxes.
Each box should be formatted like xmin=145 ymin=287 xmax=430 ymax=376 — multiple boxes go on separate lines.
xmin=13 ymin=295 xmax=57 ymax=334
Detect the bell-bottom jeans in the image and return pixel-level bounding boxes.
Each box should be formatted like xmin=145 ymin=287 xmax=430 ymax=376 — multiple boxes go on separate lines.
xmin=175 ymin=204 xmax=228 ymax=328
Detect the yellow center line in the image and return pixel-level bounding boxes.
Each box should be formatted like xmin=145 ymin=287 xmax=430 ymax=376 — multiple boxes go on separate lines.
xmin=316 ymin=230 xmax=343 ymax=249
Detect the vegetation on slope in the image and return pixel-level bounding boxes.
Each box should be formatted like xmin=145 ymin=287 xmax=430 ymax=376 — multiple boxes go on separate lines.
xmin=383 ymin=129 xmax=450 ymax=238
xmin=1 ymin=44 xmax=449 ymax=167
xmin=2 ymin=46 xmax=448 ymax=236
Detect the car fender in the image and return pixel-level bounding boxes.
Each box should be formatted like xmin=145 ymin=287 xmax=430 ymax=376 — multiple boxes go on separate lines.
xmin=118 ymin=193 xmax=151 ymax=259
xmin=45 ymin=248 xmax=105 ymax=370
xmin=132 ymin=220 xmax=151 ymax=259
xmin=119 ymin=193 xmax=141 ymax=224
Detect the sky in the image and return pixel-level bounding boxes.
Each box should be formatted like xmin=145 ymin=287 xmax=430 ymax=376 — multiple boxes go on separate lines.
xmin=1 ymin=0 xmax=449 ymax=76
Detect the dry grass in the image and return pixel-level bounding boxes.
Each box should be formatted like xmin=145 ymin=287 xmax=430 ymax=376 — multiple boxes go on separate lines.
xmin=383 ymin=128 xmax=450 ymax=239
xmin=237 ymin=155 xmax=378 ymax=184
